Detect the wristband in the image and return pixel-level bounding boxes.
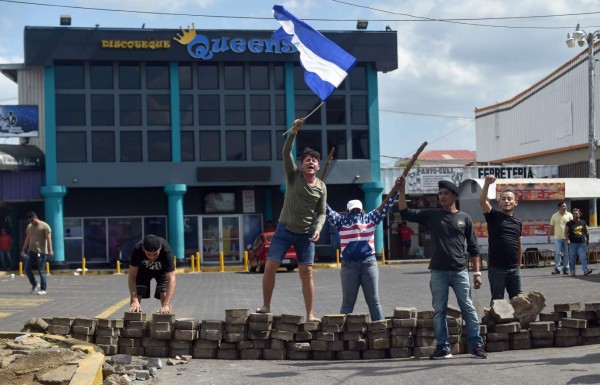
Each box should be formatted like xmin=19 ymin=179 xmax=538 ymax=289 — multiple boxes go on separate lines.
xmin=473 ymin=272 xmax=481 ymax=276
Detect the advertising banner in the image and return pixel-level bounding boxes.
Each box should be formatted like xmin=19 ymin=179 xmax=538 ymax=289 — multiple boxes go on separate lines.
xmin=0 ymin=105 xmax=39 ymax=137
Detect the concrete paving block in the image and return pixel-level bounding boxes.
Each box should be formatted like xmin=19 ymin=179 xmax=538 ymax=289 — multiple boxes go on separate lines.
xmin=486 ymin=341 xmax=510 ymax=352
xmin=192 ymin=348 xmax=217 ymax=359
xmin=248 ymin=313 xmax=273 ymax=323
xmin=368 ymin=338 xmax=390 ymax=350
xmin=531 ymin=331 xmax=555 ymax=339
xmin=416 ymin=328 xmax=435 ymax=337
xmin=580 ymin=327 xmax=600 ymax=337
xmin=170 ymin=340 xmax=193 ymax=349
xmin=218 ymin=342 xmax=236 ymax=350
xmin=142 ymin=337 xmax=169 ymax=347
xmin=225 ymin=324 xmax=247 ymax=334
xmin=391 ymin=327 xmax=415 ymax=336
xmin=393 ymin=307 xmax=417 ymax=319
xmin=151 ymin=322 xmax=171 ymax=332
xmin=223 ymin=332 xmax=246 ymax=343
xmin=531 ymin=338 xmax=554 ymax=349
xmin=217 ymin=349 xmax=239 ymax=360
xmin=202 ymin=320 xmax=225 ymax=330
xmin=322 ymin=324 xmax=344 ymax=333
xmin=345 ymin=323 xmax=367 ymax=333
xmin=391 ymin=335 xmax=414 ymax=348
xmin=389 ymin=347 xmax=412 ymax=358
xmin=151 ymin=313 xmax=176 ymax=323
xmin=73 ymin=318 xmax=97 ymax=328
xmin=252 ymin=340 xmax=270 ymax=349
xmin=392 ymin=318 xmax=417 ymax=328
xmin=316 ymin=331 xmax=338 ymax=341
xmin=561 ymin=318 xmax=587 ymax=329
xmin=447 ymin=326 xmax=461 ymax=335
xmin=263 ymin=349 xmax=286 ymax=360
xmin=366 ymin=330 xmax=390 ymax=340
xmin=367 ymin=320 xmax=390 ymax=331
xmin=271 ymin=330 xmax=294 ymax=341
xmin=98 ymin=344 xmax=119 ymax=355
xmin=240 ymin=348 xmax=263 ymax=360
xmin=286 ymin=342 xmax=311 ymax=351
xmin=346 ymin=314 xmax=370 ymax=323
xmin=295 ymin=331 xmax=313 ymax=341
xmin=414 ymin=336 xmax=436 ymax=347
xmin=417 ymin=310 xmax=434 ymax=319
xmin=583 ymin=336 xmax=600 ymax=345
xmin=201 ymin=329 xmax=223 ymax=341
xmin=571 ymin=310 xmax=597 ymax=321
xmin=322 ymin=314 xmax=346 ymax=325
xmin=486 ymin=332 xmax=509 ymax=342
xmin=280 ymin=314 xmax=304 ymax=324
xmin=236 ymin=340 xmax=255 ymax=350
xmin=554 ymin=303 xmax=581 ymax=312
xmin=247 ymin=331 xmax=271 ymax=340
xmin=225 ymin=308 xmax=251 ymax=318
xmin=287 ymin=350 xmax=310 ymax=360
xmin=301 ymin=321 xmax=321 ymax=331
xmin=529 ymin=321 xmax=556 ymax=332
xmin=491 ymin=300 xmax=515 ymax=322
xmin=175 ymin=318 xmax=198 ymax=330
xmin=47 ymin=325 xmax=71 ymax=335
xmin=72 ymin=334 xmax=95 ymax=343
xmin=194 ymin=339 xmax=220 ymax=349
xmin=362 ymin=349 xmax=387 ymax=359
xmin=554 ymin=336 xmax=580 ymax=347
xmin=310 ymin=340 xmax=329 ymax=351
xmin=117 ymin=337 xmax=141 ymax=347
xmin=510 ymin=338 xmax=532 ymax=350
xmin=555 ymin=327 xmax=581 ymax=337
xmin=123 ymin=312 xmax=147 ymax=322
xmin=335 ymin=350 xmax=361 ymax=360
xmin=174 ymin=329 xmax=197 ymax=341
xmin=539 ymin=312 xmax=568 ymax=323
xmin=495 ymin=322 xmax=521 ymax=333
xmin=122 ymin=328 xmax=145 ymax=338
xmin=328 ymin=340 xmax=345 ymax=351
xmin=416 ymin=319 xmax=434 ymax=328
xmin=170 ymin=348 xmax=192 ymax=357
xmin=108 ymin=354 xmax=132 ymax=365
xmin=479 ymin=324 xmax=487 ymax=335
xmin=276 ymin=322 xmax=300 ymax=333
xmin=448 ymin=335 xmax=461 ymax=344
xmin=312 ymin=351 xmax=335 ymax=360
xmin=248 ymin=322 xmax=272 ymax=331
xmin=98 ymin=319 xmax=124 ymax=328
xmin=346 ymin=339 xmax=367 ymax=351
xmin=413 ymin=346 xmax=435 ymax=358
xmin=52 ymin=317 xmax=75 ymax=326
xmin=119 ymin=346 xmax=145 ymax=355
xmin=584 ymin=303 xmax=600 ymax=311
xmin=446 ymin=317 xmax=463 ymax=327
xmin=152 ymin=330 xmax=173 ymax=340
xmin=97 ymin=327 xmax=121 ymax=337
xmin=510 ymin=330 xmax=531 ymax=340
xmin=72 ymin=326 xmax=95 ymax=336
xmin=341 ymin=331 xmax=363 ymax=341
xmin=125 ymin=320 xmax=148 ymax=330
xmin=145 ymin=346 xmax=169 ymax=357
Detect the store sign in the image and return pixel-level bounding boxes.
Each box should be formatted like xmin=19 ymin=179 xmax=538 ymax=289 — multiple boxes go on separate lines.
xmin=173 ymin=24 xmax=297 ymax=60
xmin=0 ymin=105 xmax=39 ymax=137
xmin=475 ymin=219 xmax=549 ymax=238
xmin=101 ymin=40 xmax=171 ymax=49
xmin=497 ymin=182 xmax=565 ymax=201
xmin=476 ymin=166 xmax=536 ymax=179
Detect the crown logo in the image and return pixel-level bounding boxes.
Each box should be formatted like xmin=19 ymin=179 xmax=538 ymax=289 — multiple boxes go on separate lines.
xmin=174 ymin=23 xmax=197 ymax=45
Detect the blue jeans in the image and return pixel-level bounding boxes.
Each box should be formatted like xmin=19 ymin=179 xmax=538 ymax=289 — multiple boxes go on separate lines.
xmin=569 ymin=243 xmax=588 ymax=273
xmin=488 ymin=267 xmax=522 ymax=300
xmin=0 ymin=250 xmax=12 ymax=270
xmin=340 ymin=257 xmax=383 ymax=321
xmin=24 ymin=251 xmax=48 ymax=291
xmin=430 ymin=269 xmax=483 ymax=349
xmin=554 ymin=239 xmax=569 ymax=270
xmin=268 ymin=223 xmax=315 ymax=265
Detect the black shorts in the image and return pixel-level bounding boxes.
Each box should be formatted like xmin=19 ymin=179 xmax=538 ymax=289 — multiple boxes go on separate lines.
xmin=135 ymin=268 xmax=169 ymax=300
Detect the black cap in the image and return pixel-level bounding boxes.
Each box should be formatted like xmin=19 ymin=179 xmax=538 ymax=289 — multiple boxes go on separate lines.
xmin=142 ymin=235 xmax=161 ymax=251
xmin=438 ymin=180 xmax=459 ymax=196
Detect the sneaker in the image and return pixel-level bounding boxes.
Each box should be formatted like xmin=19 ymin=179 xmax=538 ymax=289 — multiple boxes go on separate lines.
xmin=30 ymin=284 xmax=40 ymax=294
xmin=584 ymin=269 xmax=594 ymax=276
xmin=570 ymin=272 xmax=576 ymax=276
xmin=551 ymin=269 xmax=561 ymax=275
xmin=471 ymin=344 xmax=488 ymax=359
xmin=563 ymin=270 xmax=569 ymax=275
xmin=429 ymin=346 xmax=452 ymax=360
xmin=37 ymin=290 xmax=47 ymax=295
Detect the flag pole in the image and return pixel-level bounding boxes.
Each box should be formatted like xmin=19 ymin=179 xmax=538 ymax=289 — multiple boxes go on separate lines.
xmin=282 ymin=101 xmax=325 ymax=136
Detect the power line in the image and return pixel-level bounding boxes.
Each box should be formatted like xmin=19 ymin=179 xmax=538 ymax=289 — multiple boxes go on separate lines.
xmin=1 ymin=0 xmax=600 ymax=30
xmin=379 ymin=109 xmax=474 ymax=120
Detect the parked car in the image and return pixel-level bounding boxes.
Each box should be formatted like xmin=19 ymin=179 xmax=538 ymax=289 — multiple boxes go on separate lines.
xmin=248 ymin=231 xmax=298 ymax=273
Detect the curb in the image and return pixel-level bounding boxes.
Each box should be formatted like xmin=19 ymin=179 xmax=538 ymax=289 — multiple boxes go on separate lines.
xmin=0 ymin=332 xmax=105 ymax=385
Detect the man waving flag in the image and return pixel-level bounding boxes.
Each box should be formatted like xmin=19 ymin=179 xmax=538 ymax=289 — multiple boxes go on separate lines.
xmin=272 ymin=5 xmax=357 ymax=102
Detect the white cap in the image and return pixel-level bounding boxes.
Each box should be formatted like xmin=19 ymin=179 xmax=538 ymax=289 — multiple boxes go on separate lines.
xmin=347 ymin=199 xmax=363 ymax=212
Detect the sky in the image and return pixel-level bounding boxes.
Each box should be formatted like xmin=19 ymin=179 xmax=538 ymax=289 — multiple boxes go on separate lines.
xmin=0 ymin=0 xmax=599 ymax=165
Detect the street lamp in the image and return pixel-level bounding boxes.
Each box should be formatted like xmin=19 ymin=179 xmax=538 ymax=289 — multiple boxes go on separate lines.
xmin=566 ymin=24 xmax=599 ymax=227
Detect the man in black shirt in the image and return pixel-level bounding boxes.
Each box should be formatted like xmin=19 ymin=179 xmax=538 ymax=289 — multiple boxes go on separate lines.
xmin=399 ymin=176 xmax=487 ymax=360
xmin=128 ymin=235 xmax=176 ymax=313
xmin=565 ymin=208 xmax=593 ymax=276
xmin=479 ymin=175 xmax=523 ymax=300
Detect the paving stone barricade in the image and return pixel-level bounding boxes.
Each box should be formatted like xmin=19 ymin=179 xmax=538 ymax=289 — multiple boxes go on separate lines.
xmin=24 ymin=301 xmax=600 ymax=360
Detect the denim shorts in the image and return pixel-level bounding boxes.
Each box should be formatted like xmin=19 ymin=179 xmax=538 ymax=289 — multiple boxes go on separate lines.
xmin=267 ymin=222 xmax=315 ymax=265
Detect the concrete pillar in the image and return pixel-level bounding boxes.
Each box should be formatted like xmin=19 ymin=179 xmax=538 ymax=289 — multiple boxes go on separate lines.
xmin=164 ymin=184 xmax=187 ymax=261
xmin=40 ymin=185 xmax=67 ymax=263
xmin=361 ymin=181 xmax=385 ymax=257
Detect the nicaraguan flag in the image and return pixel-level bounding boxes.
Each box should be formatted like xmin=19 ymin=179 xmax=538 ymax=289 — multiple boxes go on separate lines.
xmin=272 ymin=5 xmax=358 ymax=101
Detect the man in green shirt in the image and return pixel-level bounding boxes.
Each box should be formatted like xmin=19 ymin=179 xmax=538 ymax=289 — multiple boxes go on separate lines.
xmin=20 ymin=212 xmax=53 ymax=295
xmin=257 ymin=119 xmax=327 ymax=322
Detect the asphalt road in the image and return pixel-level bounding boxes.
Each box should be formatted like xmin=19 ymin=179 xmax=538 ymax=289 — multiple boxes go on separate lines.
xmin=1 ymin=263 xmax=599 ymax=384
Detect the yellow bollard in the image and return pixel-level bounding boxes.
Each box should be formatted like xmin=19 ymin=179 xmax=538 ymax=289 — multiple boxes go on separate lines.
xmin=46 ymin=261 xmax=50 ymax=275
xmin=82 ymin=257 xmax=86 ymax=275
xmin=174 ymin=258 xmax=177 ymax=269
xmin=219 ymin=251 xmax=224 ymax=272
xmin=244 ymin=250 xmax=249 ymax=272
xmin=19 ymin=261 xmax=23 ymax=276
xmin=190 ymin=254 xmax=195 ymax=272
xmin=116 ymin=260 xmax=121 ymax=274
xmin=196 ymin=252 xmax=201 ymax=273
xmin=336 ymin=249 xmax=340 ymax=267
xmin=381 ymin=247 xmax=386 ymax=266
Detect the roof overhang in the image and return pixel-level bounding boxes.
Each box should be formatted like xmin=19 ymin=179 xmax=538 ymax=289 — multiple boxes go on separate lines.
xmin=0 ymin=144 xmax=45 ymax=171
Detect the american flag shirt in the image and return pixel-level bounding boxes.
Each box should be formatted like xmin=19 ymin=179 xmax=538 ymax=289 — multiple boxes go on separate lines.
xmin=326 ymin=192 xmax=399 ymax=261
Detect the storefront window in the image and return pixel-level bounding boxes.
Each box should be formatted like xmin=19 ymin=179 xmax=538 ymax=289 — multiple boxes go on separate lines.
xmin=57 ymin=132 xmax=86 ymax=162
xmin=119 ymin=94 xmax=142 ymax=126
xmin=55 ymin=64 xmax=84 ymax=89
xmin=251 ymin=131 xmax=271 ymax=161
xmin=56 ymin=94 xmax=86 ymax=126
xmin=351 ymin=95 xmax=368 ymax=125
xmin=226 ymin=131 xmax=246 ymax=161
xmin=84 ymin=218 xmax=107 ymax=261
xmin=90 ymin=64 xmax=114 ymax=89
xmin=198 ymin=64 xmax=219 ymax=89
xmin=327 ymin=130 xmax=347 ymax=159
xmin=91 ymin=94 xmax=114 ymax=126
xmin=198 ymin=95 xmax=220 ymax=126
xmin=225 ymin=95 xmax=245 ymax=125
xmin=325 ymin=95 xmax=346 ymax=125
xmin=295 ymin=95 xmax=321 ymax=125
xmin=296 ymin=131 xmax=322 ymax=159
xmin=181 ymin=131 xmax=195 ymax=161
xmin=120 ymin=131 xmax=142 ymax=162
xmin=352 ymin=130 xmax=369 ymax=159
xmin=249 ymin=65 xmax=269 ymax=90
xmin=92 ymin=131 xmax=115 ymax=162
xmin=147 ymin=94 xmax=171 ymax=126
xmin=147 ymin=131 xmax=171 ymax=161
xmin=199 ymin=131 xmax=220 ymax=161
xmin=179 ymin=64 xmax=192 ymax=89
xmin=224 ymin=64 xmax=244 ymax=90
xmin=146 ymin=64 xmax=169 ymax=89
xmin=180 ymin=94 xmax=194 ymax=126
xmin=119 ymin=64 xmax=141 ymax=89
xmin=250 ymin=95 xmax=270 ymax=125
xmin=349 ymin=65 xmax=367 ymax=90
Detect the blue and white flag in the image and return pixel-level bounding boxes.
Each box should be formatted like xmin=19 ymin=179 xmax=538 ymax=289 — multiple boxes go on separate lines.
xmin=272 ymin=5 xmax=357 ymax=101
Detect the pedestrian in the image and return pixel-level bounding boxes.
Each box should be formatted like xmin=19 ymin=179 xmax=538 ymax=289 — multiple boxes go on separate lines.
xmin=548 ymin=201 xmax=572 ymax=275
xmin=264 ymin=220 xmax=275 ymax=232
xmin=326 ymin=177 xmax=401 ymax=321
xmin=565 ymin=208 xmax=593 ymax=276
xmin=0 ymin=227 xmax=12 ymax=271
xmin=128 ymin=235 xmax=176 ymax=313
xmin=256 ymin=118 xmax=326 ymax=322
xmin=479 ymin=175 xmax=523 ymax=300
xmin=20 ymin=212 xmax=53 ymax=295
xmin=398 ymin=176 xmax=487 ymax=359
xmin=397 ymin=221 xmax=414 ymax=258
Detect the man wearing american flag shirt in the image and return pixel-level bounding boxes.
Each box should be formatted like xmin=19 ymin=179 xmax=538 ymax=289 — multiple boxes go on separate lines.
xmin=326 ymin=177 xmax=402 ymax=320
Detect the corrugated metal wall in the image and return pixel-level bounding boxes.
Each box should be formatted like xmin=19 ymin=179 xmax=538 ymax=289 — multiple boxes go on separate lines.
xmin=18 ymin=67 xmax=45 ymax=152
xmin=475 ymin=46 xmax=599 ymax=163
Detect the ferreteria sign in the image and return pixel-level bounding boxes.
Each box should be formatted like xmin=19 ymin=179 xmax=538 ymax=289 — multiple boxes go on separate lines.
xmin=172 ymin=24 xmax=297 ymax=60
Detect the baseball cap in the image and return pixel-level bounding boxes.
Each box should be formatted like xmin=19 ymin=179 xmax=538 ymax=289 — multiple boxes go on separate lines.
xmin=347 ymin=200 xmax=363 ymax=212
xmin=143 ymin=235 xmax=161 ymax=251
xmin=438 ymin=180 xmax=459 ymax=196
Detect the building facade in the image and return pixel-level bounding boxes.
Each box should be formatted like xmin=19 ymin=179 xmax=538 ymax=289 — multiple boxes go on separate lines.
xmin=0 ymin=26 xmax=397 ymax=267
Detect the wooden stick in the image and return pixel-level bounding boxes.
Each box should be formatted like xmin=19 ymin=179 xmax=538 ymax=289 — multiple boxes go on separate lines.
xmin=319 ymin=147 xmax=336 ymax=181
xmin=402 ymin=141 xmax=428 ymax=177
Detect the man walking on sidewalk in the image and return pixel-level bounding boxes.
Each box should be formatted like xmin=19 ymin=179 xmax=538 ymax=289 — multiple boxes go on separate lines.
xmin=20 ymin=212 xmax=53 ymax=295
xmin=548 ymin=201 xmax=572 ymax=275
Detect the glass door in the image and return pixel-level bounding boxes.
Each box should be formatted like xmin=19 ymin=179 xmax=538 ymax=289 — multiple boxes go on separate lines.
xmin=200 ymin=215 xmax=242 ymax=263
